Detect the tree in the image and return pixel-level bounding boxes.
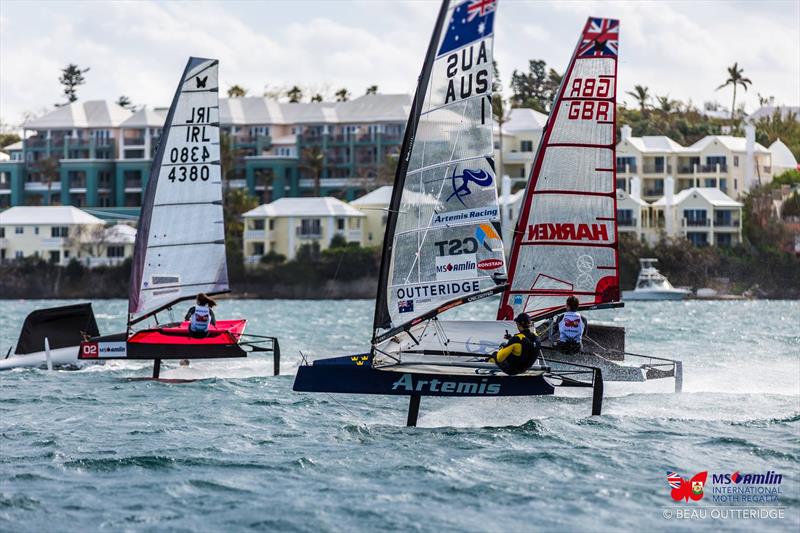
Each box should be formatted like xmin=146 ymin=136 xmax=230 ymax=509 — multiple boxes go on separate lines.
xmin=227 ymin=85 xmax=247 ymax=98
xmin=33 ymin=156 xmax=60 ymax=205
xmin=510 ymin=59 xmax=556 ymax=113
xmin=365 ymin=85 xmax=378 ymax=95
xmin=219 ymin=132 xmax=242 ymax=181
xmin=310 ymin=93 xmax=323 ymax=102
xmin=0 ymin=131 xmax=20 ymax=149
xmin=301 ymin=146 xmax=325 ymax=196
xmin=335 ymin=88 xmax=350 ymax=102
xmin=781 ymin=192 xmax=800 ymax=218
xmin=716 ymin=62 xmax=752 ymax=119
xmin=626 ymin=85 xmax=651 ymax=112
xmin=116 ymin=95 xmax=134 ymax=110
xmin=656 ymin=95 xmax=677 ymax=114
xmin=753 ymin=109 xmax=800 ymax=161
xmin=58 ymin=64 xmax=90 ymax=106
xmin=223 ymin=187 xmax=260 ymax=281
xmin=286 ymin=85 xmax=303 ymax=103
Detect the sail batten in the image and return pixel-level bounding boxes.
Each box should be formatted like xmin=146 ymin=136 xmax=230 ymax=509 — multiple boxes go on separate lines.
xmin=499 ymin=18 xmax=620 ymax=321
xmin=128 ymin=57 xmax=228 ymax=325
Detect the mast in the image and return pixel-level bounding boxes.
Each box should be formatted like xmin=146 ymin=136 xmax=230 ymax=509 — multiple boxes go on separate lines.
xmin=498 ymin=18 xmax=621 ymax=320
xmin=128 ymin=57 xmax=228 ymax=328
xmin=372 ymin=0 xmax=450 ymax=336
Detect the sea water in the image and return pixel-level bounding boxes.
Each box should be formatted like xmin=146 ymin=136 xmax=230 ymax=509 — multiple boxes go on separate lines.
xmin=1 ymin=299 xmax=798 ymax=531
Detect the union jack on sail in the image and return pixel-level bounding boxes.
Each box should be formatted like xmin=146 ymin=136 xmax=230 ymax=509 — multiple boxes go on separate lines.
xmin=577 ymin=17 xmax=619 ymax=57
xmin=667 ymin=471 xmax=682 ymax=489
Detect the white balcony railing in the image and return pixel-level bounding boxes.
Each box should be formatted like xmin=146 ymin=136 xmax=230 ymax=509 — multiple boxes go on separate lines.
xmin=244 ymin=229 xmax=268 ymax=240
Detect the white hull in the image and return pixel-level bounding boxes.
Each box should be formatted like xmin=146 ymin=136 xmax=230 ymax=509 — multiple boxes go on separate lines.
xmin=0 ymin=346 xmax=88 ymax=370
xmin=622 ymin=289 xmax=689 ymax=301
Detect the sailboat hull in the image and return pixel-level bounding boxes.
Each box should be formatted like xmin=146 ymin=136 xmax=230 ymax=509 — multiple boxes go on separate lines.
xmin=293 ymin=355 xmax=555 ymax=397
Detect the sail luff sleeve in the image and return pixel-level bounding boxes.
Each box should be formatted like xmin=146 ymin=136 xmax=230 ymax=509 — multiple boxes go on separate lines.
xmin=372 ymin=0 xmax=451 ymax=335
xmin=499 ymin=17 xmax=620 ymax=320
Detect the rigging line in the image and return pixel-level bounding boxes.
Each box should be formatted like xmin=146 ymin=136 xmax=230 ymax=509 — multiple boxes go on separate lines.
xmin=325 ymin=393 xmax=356 ymax=417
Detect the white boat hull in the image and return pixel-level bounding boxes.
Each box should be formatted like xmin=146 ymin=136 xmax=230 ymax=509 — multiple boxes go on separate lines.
xmin=622 ymin=289 xmax=689 ymax=301
xmin=0 ymin=346 xmax=89 ymax=370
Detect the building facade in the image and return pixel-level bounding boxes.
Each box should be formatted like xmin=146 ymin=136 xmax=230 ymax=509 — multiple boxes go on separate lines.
xmin=0 ymin=206 xmax=135 ymax=265
xmin=616 ymin=125 xmax=774 ymax=202
xmin=242 ymin=197 xmax=364 ymax=263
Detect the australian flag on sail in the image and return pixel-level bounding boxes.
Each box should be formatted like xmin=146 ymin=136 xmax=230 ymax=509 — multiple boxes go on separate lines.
xmin=577 ymin=18 xmax=619 ymax=58
xmin=438 ymin=0 xmax=496 ymax=57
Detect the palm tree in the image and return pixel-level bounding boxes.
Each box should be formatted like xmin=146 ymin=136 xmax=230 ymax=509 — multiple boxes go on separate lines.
xmin=626 ymin=85 xmax=650 ymax=112
xmin=310 ymin=94 xmax=323 ymax=103
xmin=227 ymin=85 xmax=247 ymax=98
xmin=365 ymin=85 xmax=378 ymax=95
xmin=116 ymin=95 xmax=134 ymax=110
xmin=656 ymin=95 xmax=676 ymax=114
xmin=286 ymin=86 xmax=303 ymax=103
xmin=716 ymin=62 xmax=752 ymax=119
xmin=301 ymin=146 xmax=325 ymax=197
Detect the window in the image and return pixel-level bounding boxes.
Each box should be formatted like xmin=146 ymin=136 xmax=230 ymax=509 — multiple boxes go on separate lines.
xmin=64 ymin=250 xmax=70 ymax=259
xmin=249 ymin=126 xmax=270 ymax=137
xmin=49 ymin=250 xmax=60 ymax=263
xmin=520 ymin=140 xmax=534 ymax=152
xmin=684 ymin=209 xmax=708 ymax=227
xmin=15 ymin=226 xmax=23 ymax=234
xmin=34 ymin=227 xmax=39 ymax=235
xmin=716 ymin=233 xmax=732 ymax=247
xmin=704 ymin=178 xmax=716 ymax=188
xmin=617 ymin=209 xmax=634 ymax=226
xmin=252 ymin=219 xmax=265 ymax=230
xmin=706 ymin=156 xmax=727 ymax=171
xmin=107 ymin=245 xmax=125 ymax=258
xmin=616 ymin=179 xmax=627 ymax=191
xmin=51 ymin=227 xmax=68 ymax=237
xmin=269 ymin=220 xmax=275 ymax=231
xmin=299 ymin=218 xmax=321 ymax=237
xmin=714 ymin=210 xmax=733 ymax=226
xmin=15 ymin=250 xmax=24 ymax=259
xmin=654 ymin=156 xmax=665 ymax=173
xmin=0 ymin=228 xmax=4 ymax=238
xmin=337 ymin=218 xmax=345 ymax=231
xmin=687 ymin=232 xmax=708 ymax=246
xmin=252 ymin=243 xmax=265 ymax=255
xmin=734 ymin=155 xmax=739 ymax=167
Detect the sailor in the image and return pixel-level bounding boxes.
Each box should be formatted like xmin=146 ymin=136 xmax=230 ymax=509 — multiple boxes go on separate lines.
xmin=488 ymin=313 xmax=541 ymax=375
xmin=553 ymin=296 xmax=588 ymax=354
xmin=184 ymin=293 xmax=217 ymax=338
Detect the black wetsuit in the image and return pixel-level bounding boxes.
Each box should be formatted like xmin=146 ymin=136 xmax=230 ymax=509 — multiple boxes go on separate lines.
xmin=495 ymin=330 xmax=541 ymax=376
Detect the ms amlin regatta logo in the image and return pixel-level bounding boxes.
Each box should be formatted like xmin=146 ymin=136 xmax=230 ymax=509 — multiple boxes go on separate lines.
xmin=666 ymin=470 xmax=783 ymax=504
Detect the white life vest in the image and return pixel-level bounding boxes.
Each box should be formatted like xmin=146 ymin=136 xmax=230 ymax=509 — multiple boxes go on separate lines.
xmin=190 ymin=304 xmax=211 ymax=332
xmin=558 ymin=311 xmax=585 ymax=343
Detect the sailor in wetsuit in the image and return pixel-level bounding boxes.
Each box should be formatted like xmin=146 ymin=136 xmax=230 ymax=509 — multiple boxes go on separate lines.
xmin=553 ymin=295 xmax=588 ymax=354
xmin=488 ymin=313 xmax=542 ymax=375
xmin=184 ymin=293 xmax=217 ymax=338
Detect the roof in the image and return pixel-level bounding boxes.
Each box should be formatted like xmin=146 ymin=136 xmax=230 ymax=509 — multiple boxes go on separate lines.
xmin=748 ymin=105 xmax=800 ymax=122
xmin=0 ymin=206 xmax=105 ymax=225
xmin=221 ymin=93 xmax=411 ymax=126
xmin=616 ymin=188 xmax=649 ymax=207
xmin=243 ymin=197 xmax=365 ymax=218
xmin=770 ymin=138 xmax=799 ymax=170
xmin=103 ymin=224 xmax=137 ymax=243
xmin=350 ymin=185 xmax=440 ymax=207
xmin=120 ymin=107 xmax=167 ymax=128
xmin=688 ymin=135 xmax=770 ymax=154
xmin=24 ymin=100 xmax=134 ymax=129
xmin=3 ymin=140 xmax=23 ymax=151
xmin=622 ymin=136 xmax=687 ymax=153
xmin=503 ymin=108 xmax=548 ymax=133
xmin=652 ymin=187 xmax=743 ymax=207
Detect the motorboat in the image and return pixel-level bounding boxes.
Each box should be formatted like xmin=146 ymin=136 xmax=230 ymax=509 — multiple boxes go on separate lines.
xmin=622 ymin=258 xmax=690 ymax=300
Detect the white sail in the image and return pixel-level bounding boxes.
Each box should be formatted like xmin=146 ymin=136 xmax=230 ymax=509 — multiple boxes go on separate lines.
xmin=374 ymin=0 xmax=504 ymax=336
xmin=499 ymin=18 xmax=621 ymax=320
xmin=129 ymin=58 xmax=227 ymax=323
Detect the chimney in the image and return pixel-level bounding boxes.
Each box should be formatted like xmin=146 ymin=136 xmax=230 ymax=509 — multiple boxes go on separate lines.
xmin=745 ymin=124 xmax=756 ymax=188
xmin=664 ymin=176 xmax=675 ymax=236
xmin=621 ymin=124 xmax=632 ymax=142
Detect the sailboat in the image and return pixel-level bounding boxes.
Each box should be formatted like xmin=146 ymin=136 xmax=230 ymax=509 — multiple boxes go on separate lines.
xmin=497 ymin=19 xmax=683 ymax=386
xmin=0 ymin=303 xmax=100 ymax=371
xmin=293 ymin=0 xmax=603 ymax=426
xmin=77 ymin=57 xmax=280 ymax=379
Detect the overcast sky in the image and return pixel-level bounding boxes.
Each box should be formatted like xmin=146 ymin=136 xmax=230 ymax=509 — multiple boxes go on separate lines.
xmin=1 ymin=0 xmax=798 ymax=126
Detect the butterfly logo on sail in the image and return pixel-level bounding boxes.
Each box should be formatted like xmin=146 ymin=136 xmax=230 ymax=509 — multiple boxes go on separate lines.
xmin=666 ymin=471 xmax=708 ymax=502
xmin=447 ymin=167 xmax=493 ymax=207
xmin=195 ymin=75 xmax=208 ymax=88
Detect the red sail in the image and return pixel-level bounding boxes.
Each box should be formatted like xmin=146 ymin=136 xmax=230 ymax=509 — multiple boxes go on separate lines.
xmin=498 ymin=17 xmax=620 ymax=320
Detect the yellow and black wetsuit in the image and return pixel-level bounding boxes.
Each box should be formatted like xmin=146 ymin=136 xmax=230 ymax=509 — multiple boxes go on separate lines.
xmin=490 ymin=331 xmax=541 ymax=376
